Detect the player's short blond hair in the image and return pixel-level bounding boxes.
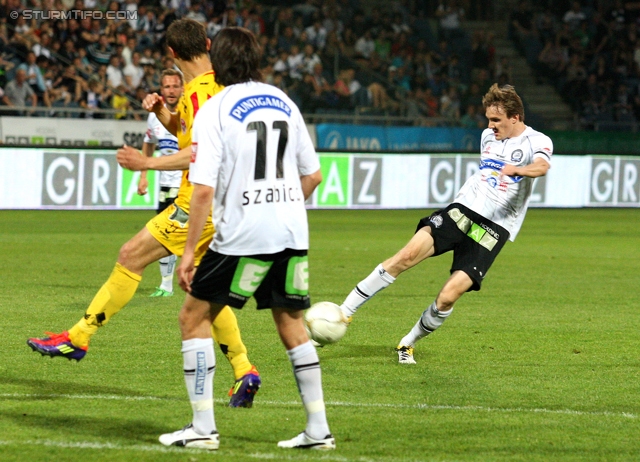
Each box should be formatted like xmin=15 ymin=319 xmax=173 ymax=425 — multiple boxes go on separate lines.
xmin=160 ymin=68 xmax=183 ymax=86
xmin=482 ymin=83 xmax=525 ymax=122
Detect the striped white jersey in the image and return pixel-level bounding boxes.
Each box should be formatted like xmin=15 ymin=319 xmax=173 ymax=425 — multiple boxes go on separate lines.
xmin=455 ymin=126 xmax=553 ymax=241
xmin=190 ymin=81 xmax=320 ymax=255
xmin=144 ymin=111 xmax=182 ymax=188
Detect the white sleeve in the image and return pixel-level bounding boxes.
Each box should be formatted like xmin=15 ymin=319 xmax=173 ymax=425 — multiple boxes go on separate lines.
xmin=295 ymin=110 xmax=320 ymax=175
xmin=531 ymin=133 xmax=553 ymax=165
xmin=144 ymin=114 xmax=158 ymax=144
xmin=189 ymin=103 xmax=222 ymax=189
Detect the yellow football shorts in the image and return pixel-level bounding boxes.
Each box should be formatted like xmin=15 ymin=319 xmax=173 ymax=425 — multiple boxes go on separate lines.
xmin=146 ymin=203 xmax=214 ymax=265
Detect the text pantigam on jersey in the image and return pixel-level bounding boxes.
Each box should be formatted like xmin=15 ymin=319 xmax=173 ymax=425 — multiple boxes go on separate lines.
xmin=144 ymin=111 xmax=181 ymax=188
xmin=173 ymin=71 xmax=224 ymax=213
xmin=190 ymin=81 xmax=320 ymax=255
xmin=455 ymin=126 xmax=553 ymax=241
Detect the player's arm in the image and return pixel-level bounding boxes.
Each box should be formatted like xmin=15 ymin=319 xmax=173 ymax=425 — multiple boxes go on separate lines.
xmin=137 ymin=142 xmax=155 ymax=195
xmin=300 ymin=169 xmax=322 ymax=200
xmin=501 ymin=157 xmax=550 ymax=178
xmin=178 ymin=183 xmax=214 ymax=293
xmin=117 ymin=145 xmax=191 ymax=171
xmin=142 ymin=93 xmax=179 ymax=135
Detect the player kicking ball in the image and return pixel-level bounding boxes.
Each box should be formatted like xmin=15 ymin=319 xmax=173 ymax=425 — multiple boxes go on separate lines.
xmin=158 ymin=27 xmax=333 ymax=450
xmin=338 ymin=83 xmax=553 ymax=365
xmin=27 ymin=19 xmax=261 ymax=408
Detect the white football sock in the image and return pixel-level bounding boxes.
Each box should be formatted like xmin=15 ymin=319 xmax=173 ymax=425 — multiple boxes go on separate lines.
xmin=341 ymin=264 xmax=395 ymax=317
xmin=159 ymin=254 xmax=177 ymax=292
xmin=400 ymin=302 xmax=453 ymax=347
xmin=182 ymin=338 xmax=216 ymax=435
xmin=287 ymin=341 xmax=330 ymax=439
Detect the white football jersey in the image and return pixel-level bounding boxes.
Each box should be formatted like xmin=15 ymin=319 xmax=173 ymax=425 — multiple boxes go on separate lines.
xmin=455 ymin=126 xmax=553 ymax=241
xmin=144 ymin=111 xmax=182 ymax=188
xmin=190 ymin=81 xmax=320 ymax=255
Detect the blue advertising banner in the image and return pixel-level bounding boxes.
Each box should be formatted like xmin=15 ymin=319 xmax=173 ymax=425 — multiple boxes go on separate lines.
xmin=316 ymin=124 xmax=482 ymax=152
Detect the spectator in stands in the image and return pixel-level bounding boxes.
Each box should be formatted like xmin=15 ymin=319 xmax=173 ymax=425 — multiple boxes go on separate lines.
xmin=79 ymin=76 xmax=111 ymax=119
xmin=305 ymin=18 xmax=327 ymax=50
xmin=121 ymin=36 xmax=138 ymax=67
xmin=278 ymin=26 xmax=296 ymax=53
xmin=439 ymin=85 xmax=461 ymax=122
xmin=106 ymin=54 xmax=124 ymax=89
xmin=459 ymin=103 xmax=485 ymax=128
xmin=354 ymin=29 xmax=375 ymax=60
xmin=287 ymin=44 xmax=305 ymax=80
xmin=2 ymin=68 xmax=38 ymax=115
xmin=112 ymin=84 xmax=130 ymax=119
xmin=301 ymin=43 xmax=322 ymax=74
xmin=374 ymin=29 xmax=392 ymax=62
xmin=88 ymin=35 xmax=113 ymax=66
xmin=123 ymin=51 xmax=144 ymax=93
xmin=563 ymin=1 xmax=587 ymax=31
xmin=436 ymin=0 xmax=465 ymax=41
xmin=140 ymin=63 xmax=161 ymax=92
xmin=18 ymin=51 xmax=48 ymax=105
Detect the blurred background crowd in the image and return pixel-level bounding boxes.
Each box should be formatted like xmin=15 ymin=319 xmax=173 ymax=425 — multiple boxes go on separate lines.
xmin=1 ymin=0 xmax=640 ymax=130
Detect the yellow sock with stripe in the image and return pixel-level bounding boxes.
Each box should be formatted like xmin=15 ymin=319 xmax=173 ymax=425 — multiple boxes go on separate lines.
xmin=68 ymin=263 xmax=142 ymax=348
xmin=211 ymin=306 xmax=253 ymax=380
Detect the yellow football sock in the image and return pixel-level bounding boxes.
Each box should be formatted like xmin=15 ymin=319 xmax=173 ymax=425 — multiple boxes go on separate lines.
xmin=211 ymin=306 xmax=253 ymax=380
xmin=68 ymin=263 xmax=142 ymax=348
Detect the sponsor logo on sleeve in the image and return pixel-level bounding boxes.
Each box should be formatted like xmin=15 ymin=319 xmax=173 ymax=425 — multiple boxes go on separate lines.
xmin=191 ymin=142 xmax=197 ymax=163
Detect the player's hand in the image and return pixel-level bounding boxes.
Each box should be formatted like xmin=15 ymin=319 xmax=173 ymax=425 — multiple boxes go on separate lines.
xmin=178 ymin=253 xmax=196 ymax=293
xmin=137 ymin=176 xmax=148 ymax=195
xmin=142 ymin=92 xmax=164 ymax=112
xmin=117 ymin=144 xmax=147 ymax=171
xmin=500 ymin=164 xmax=518 ymax=178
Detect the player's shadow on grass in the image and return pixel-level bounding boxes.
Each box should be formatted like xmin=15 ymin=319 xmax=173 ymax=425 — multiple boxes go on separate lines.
xmin=0 ymin=375 xmax=167 ymax=400
xmin=320 ymin=344 xmax=389 ymax=359
xmin=0 ymin=410 xmax=167 ymax=443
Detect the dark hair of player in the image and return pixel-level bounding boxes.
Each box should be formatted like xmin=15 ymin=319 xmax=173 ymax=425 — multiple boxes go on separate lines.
xmin=209 ymin=27 xmax=262 ymax=87
xmin=482 ymin=83 xmax=525 ymax=122
xmin=166 ymin=19 xmax=208 ymax=61
xmin=160 ymin=68 xmax=183 ymax=86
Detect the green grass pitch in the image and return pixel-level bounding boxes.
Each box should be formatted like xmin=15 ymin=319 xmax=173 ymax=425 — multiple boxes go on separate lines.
xmin=1 ymin=208 xmax=639 ymax=461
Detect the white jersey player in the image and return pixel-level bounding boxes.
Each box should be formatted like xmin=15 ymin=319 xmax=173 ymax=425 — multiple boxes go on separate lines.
xmin=338 ymin=83 xmax=553 ymax=365
xmin=137 ymin=69 xmax=184 ymax=297
xmin=143 ymin=111 xmax=182 ymax=194
xmin=455 ymin=126 xmax=553 ymax=241
xmin=190 ymin=82 xmax=319 ymax=255
xmin=160 ymin=27 xmax=332 ymax=452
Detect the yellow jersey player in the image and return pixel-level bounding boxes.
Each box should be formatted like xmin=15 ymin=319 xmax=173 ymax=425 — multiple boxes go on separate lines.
xmin=27 ymin=19 xmax=261 ymax=408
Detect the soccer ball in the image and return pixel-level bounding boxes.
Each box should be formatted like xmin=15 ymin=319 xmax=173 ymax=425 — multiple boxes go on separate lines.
xmin=304 ymin=301 xmax=349 ymax=346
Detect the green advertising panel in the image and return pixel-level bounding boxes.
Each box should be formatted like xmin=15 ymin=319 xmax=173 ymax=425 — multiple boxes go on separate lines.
xmin=317 ymin=155 xmax=350 ymax=207
xmin=120 ymin=168 xmax=157 ymax=207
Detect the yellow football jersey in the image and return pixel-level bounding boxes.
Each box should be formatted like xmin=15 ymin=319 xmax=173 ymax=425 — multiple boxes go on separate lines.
xmin=173 ymin=71 xmax=224 ymax=213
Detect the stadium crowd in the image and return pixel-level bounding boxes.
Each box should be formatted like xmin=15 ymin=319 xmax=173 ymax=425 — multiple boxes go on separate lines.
xmin=509 ymin=0 xmax=640 ymax=129
xmin=0 ymin=0 xmax=500 ymax=127
xmin=0 ymin=0 xmax=544 ymax=127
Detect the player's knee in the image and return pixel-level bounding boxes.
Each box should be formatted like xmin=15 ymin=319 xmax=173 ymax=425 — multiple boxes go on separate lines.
xmin=117 ymin=241 xmax=135 ymax=266
xmin=436 ymin=287 xmax=461 ymax=310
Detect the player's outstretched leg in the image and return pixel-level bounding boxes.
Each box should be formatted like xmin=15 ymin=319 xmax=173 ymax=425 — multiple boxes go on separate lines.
xmin=27 ymin=228 xmax=167 ymax=361
xmin=151 ymin=254 xmax=177 ymax=297
xmin=27 ymin=263 xmax=141 ymax=361
xmin=396 ymin=302 xmax=454 ymax=364
xmin=339 ymin=264 xmax=396 ymax=319
xmin=211 ymin=306 xmax=261 ymax=407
